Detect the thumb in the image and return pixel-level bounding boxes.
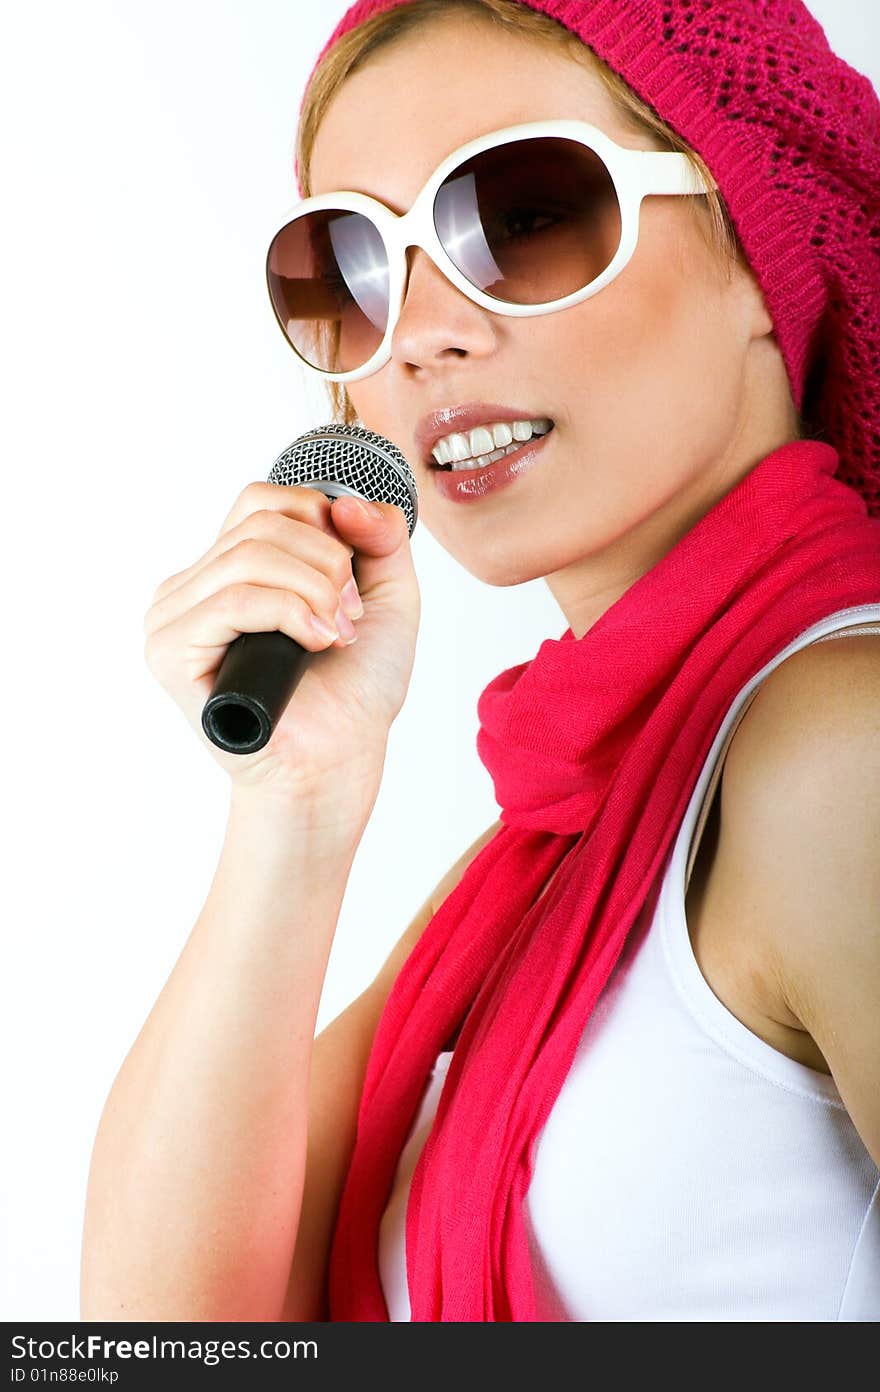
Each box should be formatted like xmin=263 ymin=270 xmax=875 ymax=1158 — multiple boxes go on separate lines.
xmin=328 ymin=494 xmax=416 ymax=599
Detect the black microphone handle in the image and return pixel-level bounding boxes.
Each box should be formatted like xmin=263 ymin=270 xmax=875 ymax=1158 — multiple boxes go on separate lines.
xmin=201 ymin=629 xmax=314 ymax=755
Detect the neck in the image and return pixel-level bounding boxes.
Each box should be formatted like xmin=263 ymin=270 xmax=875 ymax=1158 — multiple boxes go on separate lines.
xmin=549 ymin=425 xmax=804 ymax=642
xmin=549 ymin=343 xmax=804 ymax=640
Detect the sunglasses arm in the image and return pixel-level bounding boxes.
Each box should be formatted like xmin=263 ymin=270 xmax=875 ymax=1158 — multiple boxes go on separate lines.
xmin=624 ymin=148 xmax=719 ymax=197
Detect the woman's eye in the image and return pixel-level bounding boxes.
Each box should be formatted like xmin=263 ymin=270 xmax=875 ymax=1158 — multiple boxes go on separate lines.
xmin=323 ymin=267 xmax=354 ymax=302
xmin=495 ymin=206 xmax=564 ymax=241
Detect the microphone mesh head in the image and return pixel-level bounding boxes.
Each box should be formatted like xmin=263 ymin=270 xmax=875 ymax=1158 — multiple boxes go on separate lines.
xmin=267 ymin=423 xmax=418 ymax=537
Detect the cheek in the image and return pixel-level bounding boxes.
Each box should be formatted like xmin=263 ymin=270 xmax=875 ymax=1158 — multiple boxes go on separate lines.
xmin=562 ymin=243 xmax=741 ymax=462
xmin=342 ymin=381 xmax=378 ymax=428
xmin=343 ymin=381 xmax=418 ymax=467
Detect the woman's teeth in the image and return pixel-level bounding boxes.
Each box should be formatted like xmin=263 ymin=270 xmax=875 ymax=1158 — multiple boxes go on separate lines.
xmin=431 ymin=417 xmax=553 ymax=470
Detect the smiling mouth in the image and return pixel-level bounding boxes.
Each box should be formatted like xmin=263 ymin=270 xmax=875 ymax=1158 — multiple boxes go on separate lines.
xmin=431 ymin=420 xmax=555 ymax=470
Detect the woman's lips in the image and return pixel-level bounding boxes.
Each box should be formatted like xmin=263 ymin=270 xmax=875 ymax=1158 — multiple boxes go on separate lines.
xmin=430 ymin=426 xmax=555 ymax=502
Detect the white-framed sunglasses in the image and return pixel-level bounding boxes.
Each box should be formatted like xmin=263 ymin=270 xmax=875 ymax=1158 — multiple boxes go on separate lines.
xmin=265 ymin=117 xmax=718 ymax=383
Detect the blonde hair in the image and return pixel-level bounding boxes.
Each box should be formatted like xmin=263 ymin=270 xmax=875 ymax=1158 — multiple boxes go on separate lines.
xmin=296 ymin=0 xmax=742 ymax=427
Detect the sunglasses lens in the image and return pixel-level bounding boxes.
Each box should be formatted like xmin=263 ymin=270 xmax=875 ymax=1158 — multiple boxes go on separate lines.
xmin=433 ymin=136 xmax=622 ymax=305
xmin=266 ymin=208 xmax=390 ymax=373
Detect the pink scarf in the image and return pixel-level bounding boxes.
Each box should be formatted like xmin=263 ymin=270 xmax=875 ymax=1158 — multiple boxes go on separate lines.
xmin=327 ymin=439 xmax=880 ymax=1320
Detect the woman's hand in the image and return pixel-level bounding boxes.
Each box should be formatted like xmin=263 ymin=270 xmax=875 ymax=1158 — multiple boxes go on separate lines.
xmin=143 ymin=483 xmax=420 ymax=806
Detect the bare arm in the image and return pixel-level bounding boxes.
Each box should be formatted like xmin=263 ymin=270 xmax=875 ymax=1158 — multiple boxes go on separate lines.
xmin=718 ymin=635 xmax=880 ymax=1169
xmin=80 ymin=777 xmax=382 ymax=1322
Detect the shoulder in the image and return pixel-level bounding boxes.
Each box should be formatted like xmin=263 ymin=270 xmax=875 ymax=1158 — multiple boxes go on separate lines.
xmin=722 ymin=632 xmax=880 ymax=826
xmin=720 ymin=632 xmax=880 ymax=1163
xmin=721 ymin=629 xmax=880 ymax=907
xmin=714 ymin=631 xmax=880 ymax=957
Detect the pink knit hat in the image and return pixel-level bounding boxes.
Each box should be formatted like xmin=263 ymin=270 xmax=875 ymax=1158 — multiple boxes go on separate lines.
xmin=297 ymin=0 xmax=880 ymax=515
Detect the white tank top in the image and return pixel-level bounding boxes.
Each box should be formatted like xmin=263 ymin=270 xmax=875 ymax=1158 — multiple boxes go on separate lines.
xmin=377 ymin=603 xmax=880 ymax=1321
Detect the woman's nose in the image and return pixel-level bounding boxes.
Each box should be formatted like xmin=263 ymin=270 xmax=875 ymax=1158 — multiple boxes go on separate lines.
xmin=389 ymin=246 xmax=498 ymax=372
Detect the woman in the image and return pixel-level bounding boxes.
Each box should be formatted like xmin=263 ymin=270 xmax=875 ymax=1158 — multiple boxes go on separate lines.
xmin=82 ymin=0 xmax=880 ymax=1321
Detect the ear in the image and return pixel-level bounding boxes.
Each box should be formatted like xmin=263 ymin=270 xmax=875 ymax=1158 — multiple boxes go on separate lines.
xmin=733 ymin=246 xmax=775 ymax=341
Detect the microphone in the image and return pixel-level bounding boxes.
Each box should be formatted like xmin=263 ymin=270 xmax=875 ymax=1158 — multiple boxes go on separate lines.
xmin=201 ymin=423 xmax=419 ymax=756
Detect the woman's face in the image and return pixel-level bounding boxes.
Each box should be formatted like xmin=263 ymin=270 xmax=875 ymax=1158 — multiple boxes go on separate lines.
xmin=308 ymin=14 xmax=798 ymax=636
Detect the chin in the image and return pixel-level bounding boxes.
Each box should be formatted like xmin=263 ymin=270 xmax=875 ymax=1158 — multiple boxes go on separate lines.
xmin=465 ymin=551 xmax=553 ymax=589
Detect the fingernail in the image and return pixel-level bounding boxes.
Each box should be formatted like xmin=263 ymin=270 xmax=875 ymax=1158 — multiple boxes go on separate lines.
xmin=334 ymin=603 xmax=357 ymax=642
xmin=340 ymin=577 xmax=363 ymax=619
xmin=341 ymin=496 xmax=382 ymax=520
xmin=309 ymin=614 xmax=339 ymax=641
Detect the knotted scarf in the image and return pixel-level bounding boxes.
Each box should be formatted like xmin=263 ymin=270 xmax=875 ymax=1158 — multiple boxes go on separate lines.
xmin=327 ymin=438 xmax=880 ymax=1320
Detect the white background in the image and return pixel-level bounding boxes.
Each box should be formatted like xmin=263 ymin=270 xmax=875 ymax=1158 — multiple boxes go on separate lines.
xmin=2 ymin=0 xmax=877 ymax=1322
